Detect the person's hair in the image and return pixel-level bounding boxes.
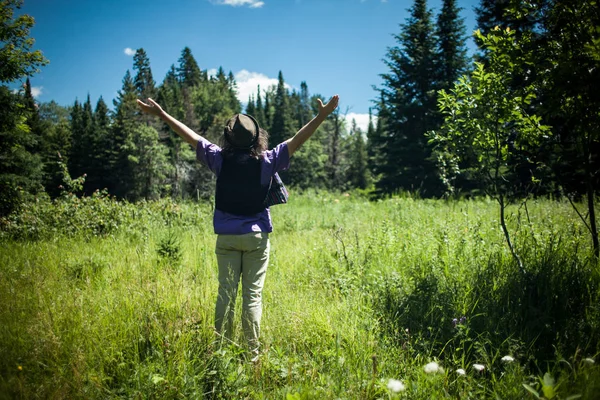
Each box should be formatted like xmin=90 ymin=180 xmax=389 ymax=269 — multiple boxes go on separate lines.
xmin=220 ymin=127 xmax=269 ymax=159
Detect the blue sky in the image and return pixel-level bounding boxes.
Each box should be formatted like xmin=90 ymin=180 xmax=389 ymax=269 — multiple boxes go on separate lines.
xmin=17 ymin=0 xmax=480 ymax=130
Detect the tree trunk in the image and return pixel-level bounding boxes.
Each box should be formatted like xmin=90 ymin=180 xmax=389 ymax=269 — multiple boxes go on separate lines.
xmin=587 ymin=179 xmax=599 ymax=258
xmin=499 ymin=196 xmax=525 ymax=272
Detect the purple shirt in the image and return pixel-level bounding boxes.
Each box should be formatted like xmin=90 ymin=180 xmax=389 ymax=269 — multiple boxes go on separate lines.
xmin=196 ymin=138 xmax=290 ymax=234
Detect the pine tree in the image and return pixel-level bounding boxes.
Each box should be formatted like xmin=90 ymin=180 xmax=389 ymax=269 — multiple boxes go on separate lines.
xmin=270 ymin=71 xmax=296 ymax=152
xmin=254 ymin=85 xmax=266 ymax=128
xmin=93 ymin=96 xmax=112 ymax=192
xmin=177 ymin=47 xmax=203 ymax=88
xmin=133 ymin=48 xmax=156 ymax=100
xmin=366 ymin=107 xmax=382 ymax=179
xmin=0 ymin=0 xmax=47 ymax=215
xmin=80 ymin=95 xmax=97 ymax=193
xmin=327 ymin=108 xmax=345 ymax=188
xmin=128 ymin=124 xmax=172 ymax=200
xmin=37 ymin=101 xmax=71 ymax=197
xmin=157 ymin=64 xmax=191 ymax=198
xmin=347 ymin=120 xmax=370 ymax=190
xmin=68 ymin=99 xmax=84 ymax=181
xmin=246 ymin=94 xmax=256 ymax=116
xmin=376 ymin=0 xmax=442 ymax=196
xmin=435 ymin=0 xmax=469 ymax=92
xmin=111 ymin=70 xmax=139 ymax=198
xmin=298 ymin=81 xmax=311 ymax=127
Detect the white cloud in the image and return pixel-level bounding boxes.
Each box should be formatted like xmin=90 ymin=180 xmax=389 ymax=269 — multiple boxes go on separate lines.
xmin=344 ymin=112 xmax=376 ymax=133
xmin=232 ymin=69 xmax=289 ymax=104
xmin=211 ymin=0 xmax=265 ymax=8
xmin=31 ymin=86 xmax=43 ymax=98
xmin=11 ymin=86 xmax=43 ymax=98
xmin=124 ymin=47 xmax=136 ymax=56
xmin=207 ymin=68 xmax=218 ymax=79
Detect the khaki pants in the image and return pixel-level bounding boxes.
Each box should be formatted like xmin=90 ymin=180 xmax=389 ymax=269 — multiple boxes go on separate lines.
xmin=214 ymin=232 xmax=270 ymax=355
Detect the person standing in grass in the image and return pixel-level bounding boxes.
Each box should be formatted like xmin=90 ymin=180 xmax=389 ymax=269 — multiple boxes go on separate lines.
xmin=137 ymin=95 xmax=339 ymax=360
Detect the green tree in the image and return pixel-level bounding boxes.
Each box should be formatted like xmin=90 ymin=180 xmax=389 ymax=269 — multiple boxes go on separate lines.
xmin=37 ymin=100 xmax=71 ymax=197
xmin=0 ymin=0 xmax=48 ymax=215
xmin=435 ymin=0 xmax=469 ymax=91
xmin=270 ymin=71 xmax=296 ymax=152
xmin=93 ymin=96 xmax=112 ymax=193
xmin=127 ymin=124 xmax=172 ymax=200
xmin=376 ymin=0 xmax=442 ymax=196
xmin=429 ymin=28 xmax=550 ymax=270
xmin=69 ymin=95 xmax=98 ymax=194
xmin=537 ymin=0 xmax=600 ymax=257
xmin=177 ymin=46 xmax=203 ymax=88
xmin=0 ymin=0 xmax=47 ymax=83
xmin=157 ymin=64 xmax=192 ymax=198
xmin=347 ymin=120 xmax=370 ymax=190
xmin=111 ymin=70 xmax=138 ymax=198
xmin=325 ymin=107 xmax=345 ymax=189
xmin=254 ymin=85 xmax=266 ymax=128
xmin=245 ymin=94 xmax=256 ymax=116
xmin=133 ymin=48 xmax=156 ymax=100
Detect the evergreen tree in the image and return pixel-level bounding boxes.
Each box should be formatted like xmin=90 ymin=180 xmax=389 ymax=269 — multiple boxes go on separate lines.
xmin=111 ymin=70 xmax=139 ymax=198
xmin=254 ymin=85 xmax=266 ymax=128
xmin=68 ymin=99 xmax=84 ymax=180
xmin=246 ymin=94 xmax=256 ymax=116
xmin=0 ymin=0 xmax=48 ymax=215
xmin=326 ymin=108 xmax=345 ymax=188
xmin=128 ymin=124 xmax=172 ymax=200
xmin=435 ymin=0 xmax=469 ymax=92
xmin=177 ymin=47 xmax=203 ymax=88
xmin=347 ymin=121 xmax=370 ymax=190
xmin=298 ymin=81 xmax=311 ymax=127
xmin=157 ymin=64 xmax=192 ymax=198
xmin=133 ymin=48 xmax=156 ymax=100
xmin=37 ymin=101 xmax=71 ymax=197
xmin=270 ymin=71 xmax=296 ymax=154
xmin=93 ymin=96 xmax=112 ymax=192
xmin=80 ymin=95 xmax=97 ymax=193
xmin=537 ymin=1 xmax=600 ymax=256
xmin=376 ymin=0 xmax=442 ymax=196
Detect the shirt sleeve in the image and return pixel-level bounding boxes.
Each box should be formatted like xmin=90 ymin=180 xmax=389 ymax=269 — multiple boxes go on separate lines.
xmin=262 ymin=142 xmax=290 ymax=177
xmin=196 ymin=137 xmax=223 ymax=175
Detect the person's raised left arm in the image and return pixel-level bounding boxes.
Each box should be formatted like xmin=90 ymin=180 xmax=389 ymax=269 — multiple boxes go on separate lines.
xmin=285 ymin=95 xmax=339 ymax=157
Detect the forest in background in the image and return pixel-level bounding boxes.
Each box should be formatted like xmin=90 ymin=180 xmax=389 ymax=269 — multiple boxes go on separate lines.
xmin=2 ymin=0 xmax=598 ymax=225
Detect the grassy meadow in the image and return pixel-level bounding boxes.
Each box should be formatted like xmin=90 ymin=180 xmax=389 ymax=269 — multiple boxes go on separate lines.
xmin=1 ymin=191 xmax=599 ymax=399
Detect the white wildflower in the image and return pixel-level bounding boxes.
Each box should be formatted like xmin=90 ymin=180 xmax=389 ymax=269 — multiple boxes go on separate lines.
xmin=473 ymin=364 xmax=485 ymax=372
xmin=501 ymin=355 xmax=515 ymax=363
xmin=456 ymin=368 xmax=466 ymax=376
xmin=584 ymin=358 xmax=595 ymax=365
xmin=387 ymin=378 xmax=406 ymax=392
xmin=424 ymin=361 xmax=442 ymax=374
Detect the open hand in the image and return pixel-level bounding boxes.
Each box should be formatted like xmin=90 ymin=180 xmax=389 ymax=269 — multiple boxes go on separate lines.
xmin=317 ymin=95 xmax=339 ymax=117
xmin=137 ymin=98 xmax=164 ymax=116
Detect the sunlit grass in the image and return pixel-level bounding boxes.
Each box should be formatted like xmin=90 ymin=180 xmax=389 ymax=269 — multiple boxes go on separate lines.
xmin=1 ymin=192 xmax=598 ymax=398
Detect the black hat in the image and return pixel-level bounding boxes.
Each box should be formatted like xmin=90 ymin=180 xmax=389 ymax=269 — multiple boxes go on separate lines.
xmin=224 ymin=114 xmax=260 ymax=149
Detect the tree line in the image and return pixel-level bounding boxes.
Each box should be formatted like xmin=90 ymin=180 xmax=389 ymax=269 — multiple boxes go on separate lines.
xmin=1 ymin=0 xmax=599 ymax=246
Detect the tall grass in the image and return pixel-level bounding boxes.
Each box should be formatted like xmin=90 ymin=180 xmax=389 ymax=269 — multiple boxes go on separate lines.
xmin=0 ymin=191 xmax=598 ymax=399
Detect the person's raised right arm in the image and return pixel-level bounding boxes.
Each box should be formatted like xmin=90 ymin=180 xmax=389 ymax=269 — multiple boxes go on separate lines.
xmin=137 ymin=98 xmax=202 ymax=149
